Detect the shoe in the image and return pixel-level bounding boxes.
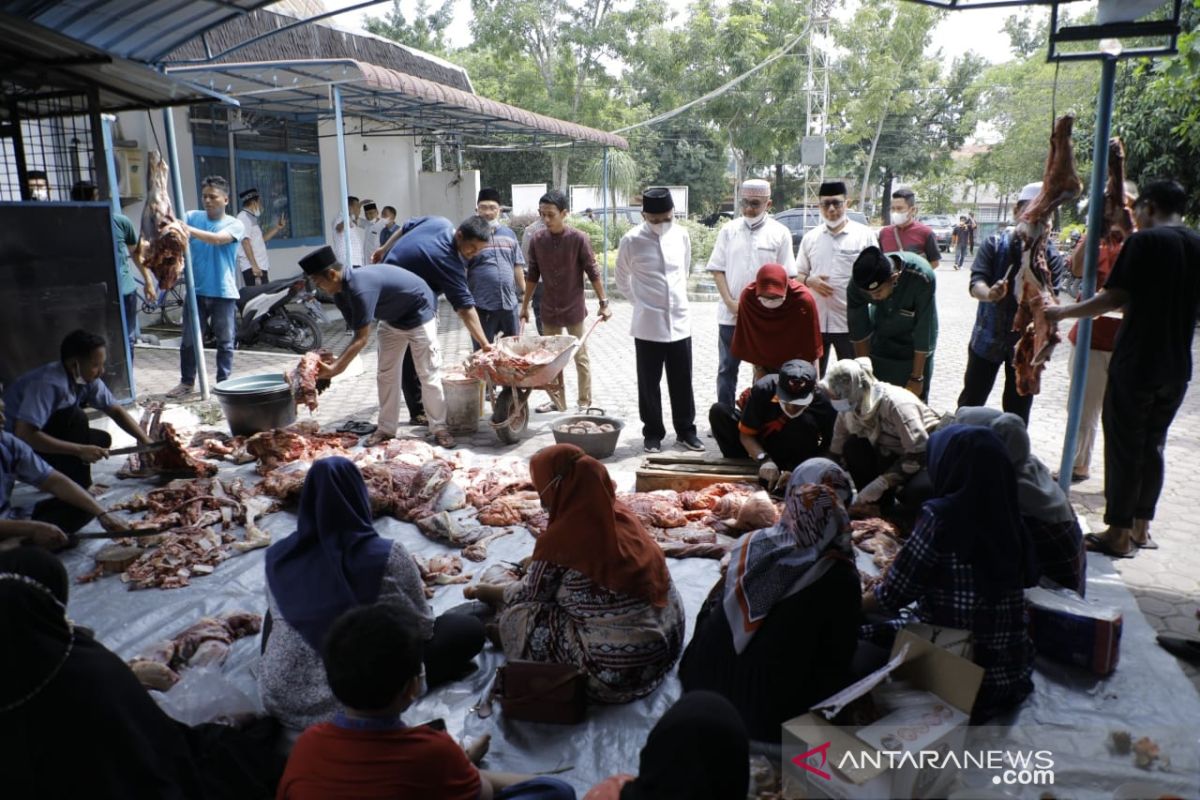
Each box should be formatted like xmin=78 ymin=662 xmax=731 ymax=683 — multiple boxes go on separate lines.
xmin=165 ymin=383 xmax=195 ymax=399
xmin=678 ymin=434 xmax=705 ymax=452
xmin=644 ymin=438 xmax=662 ymax=453
xmin=433 ymin=430 xmax=457 ymax=449
xmin=408 ymin=414 xmax=428 ymax=427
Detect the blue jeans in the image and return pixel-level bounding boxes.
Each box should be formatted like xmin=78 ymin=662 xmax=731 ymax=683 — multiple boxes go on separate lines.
xmin=473 ymin=306 xmax=520 ymax=351
xmin=717 ymin=324 xmax=739 ymax=408
xmin=122 ymin=291 xmax=140 ymax=350
xmin=495 ymin=777 xmax=576 ymax=799
xmin=181 ymin=295 xmax=236 ymax=385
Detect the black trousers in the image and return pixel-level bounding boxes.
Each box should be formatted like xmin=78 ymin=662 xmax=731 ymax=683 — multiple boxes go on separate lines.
xmin=635 ymin=337 xmax=696 ymax=441
xmin=32 ymin=406 xmax=110 ymax=534
xmin=956 ymin=348 xmax=1032 ymax=425
xmin=841 ymin=435 xmax=933 ymax=514
xmin=400 ymin=349 xmax=424 ymax=421
xmin=819 ymin=332 xmax=855 ymax=376
xmin=1101 ymin=376 xmax=1188 ymax=528
xmin=708 ymin=403 xmax=823 ymax=472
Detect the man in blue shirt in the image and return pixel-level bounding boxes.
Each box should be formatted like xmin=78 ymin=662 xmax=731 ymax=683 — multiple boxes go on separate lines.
xmin=167 ymin=175 xmax=246 ymax=398
xmin=4 ymin=329 xmax=152 ymax=509
xmin=468 ymin=188 xmax=527 ymax=349
xmin=302 ymin=246 xmax=457 ymax=449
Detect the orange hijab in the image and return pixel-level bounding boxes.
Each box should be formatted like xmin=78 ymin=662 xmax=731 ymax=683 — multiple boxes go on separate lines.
xmin=530 ymin=444 xmax=671 ymax=607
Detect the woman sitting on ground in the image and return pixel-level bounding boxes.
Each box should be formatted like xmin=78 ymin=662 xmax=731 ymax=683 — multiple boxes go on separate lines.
xmin=862 ymin=425 xmax=1039 ymax=721
xmin=678 ymin=459 xmax=861 ymax=741
xmin=584 ymin=691 xmax=749 ymax=800
xmin=955 ymin=407 xmax=1086 ymax=594
xmin=822 ymin=357 xmax=943 ymax=514
xmin=466 ymin=443 xmax=686 ymax=704
xmin=260 ymin=456 xmax=485 ymax=732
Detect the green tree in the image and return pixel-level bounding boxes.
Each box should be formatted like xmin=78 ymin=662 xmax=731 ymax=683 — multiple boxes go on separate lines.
xmin=364 ymin=0 xmax=455 ymax=55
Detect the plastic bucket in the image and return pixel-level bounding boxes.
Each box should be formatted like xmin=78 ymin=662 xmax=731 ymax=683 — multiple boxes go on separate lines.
xmin=212 ymin=373 xmax=296 ymax=436
xmin=443 ymin=374 xmax=483 ymax=434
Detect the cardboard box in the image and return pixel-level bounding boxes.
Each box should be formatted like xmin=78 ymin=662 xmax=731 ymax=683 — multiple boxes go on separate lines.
xmin=782 ymin=630 xmax=984 ymax=800
xmin=1026 ymin=585 xmax=1122 ymax=676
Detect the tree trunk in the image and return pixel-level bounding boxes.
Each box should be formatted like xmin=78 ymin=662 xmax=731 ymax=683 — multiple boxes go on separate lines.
xmin=880 ymin=168 xmax=894 ymax=225
xmin=774 ymin=162 xmax=784 ymax=207
xmin=551 ymin=152 xmax=570 ymax=192
xmin=859 ymin=110 xmax=888 ymax=214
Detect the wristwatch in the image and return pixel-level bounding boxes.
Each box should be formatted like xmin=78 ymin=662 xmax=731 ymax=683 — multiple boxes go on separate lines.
xmin=909 ymin=375 xmax=925 ymax=383
xmin=599 ymin=299 xmax=609 ymax=308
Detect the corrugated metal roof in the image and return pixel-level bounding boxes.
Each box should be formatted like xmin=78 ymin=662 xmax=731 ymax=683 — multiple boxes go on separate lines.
xmin=168 ymin=59 xmax=628 ymax=149
xmin=0 ymin=12 xmax=235 ymax=118
xmin=2 ymin=0 xmax=279 ymax=64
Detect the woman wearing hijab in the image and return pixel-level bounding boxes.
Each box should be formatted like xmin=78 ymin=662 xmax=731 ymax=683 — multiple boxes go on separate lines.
xmin=0 ymin=569 xmax=203 ymax=798
xmin=465 ymin=444 xmax=685 ymax=704
xmin=584 ymin=691 xmax=749 ymax=800
xmin=955 ymin=407 xmax=1086 ymax=594
xmin=822 ymin=357 xmax=943 ymax=513
xmin=678 ymin=459 xmax=861 ymax=741
xmin=260 ymin=457 xmax=485 ymax=731
xmin=862 ymin=425 xmax=1039 ymax=721
xmin=730 ymin=262 xmax=823 ymax=378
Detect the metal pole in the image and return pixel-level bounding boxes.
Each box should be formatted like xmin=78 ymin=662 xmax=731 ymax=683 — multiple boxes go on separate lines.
xmin=101 ymin=114 xmax=135 ymax=400
xmin=333 ymin=85 xmax=353 ymax=265
xmin=1058 ymin=54 xmax=1117 ymax=493
xmin=601 ymin=147 xmax=609 ymax=292
xmin=163 ymin=107 xmax=212 ymax=400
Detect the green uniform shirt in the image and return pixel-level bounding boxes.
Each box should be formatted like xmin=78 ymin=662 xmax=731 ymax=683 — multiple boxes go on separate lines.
xmin=847 ymin=251 xmax=938 ymax=393
xmin=113 ymin=213 xmax=140 ymax=296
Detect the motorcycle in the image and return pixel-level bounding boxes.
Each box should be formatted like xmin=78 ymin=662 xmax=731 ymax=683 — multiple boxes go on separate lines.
xmin=235 ymin=277 xmax=323 ymax=353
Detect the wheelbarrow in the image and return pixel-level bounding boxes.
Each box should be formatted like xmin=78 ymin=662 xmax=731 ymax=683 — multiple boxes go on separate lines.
xmin=466 ymin=318 xmax=603 ymax=444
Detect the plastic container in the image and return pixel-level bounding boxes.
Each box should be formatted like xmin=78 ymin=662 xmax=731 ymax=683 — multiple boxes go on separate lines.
xmin=443 ymin=373 xmax=483 ymax=434
xmin=552 ymin=408 xmax=624 ymax=459
xmin=212 ymin=373 xmax=296 ymax=436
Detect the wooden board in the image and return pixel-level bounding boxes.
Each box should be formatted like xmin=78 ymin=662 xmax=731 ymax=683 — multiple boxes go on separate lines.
xmin=635 ymin=455 xmax=760 ymax=492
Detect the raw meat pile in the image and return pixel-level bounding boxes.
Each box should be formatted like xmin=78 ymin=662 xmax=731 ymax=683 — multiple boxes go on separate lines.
xmin=555 ymin=420 xmax=616 ymax=434
xmin=1011 ymin=114 xmax=1083 ymax=397
xmin=417 ymin=512 xmax=519 ymax=562
xmin=128 ymin=611 xmax=262 ymax=691
xmin=139 ymin=151 xmax=188 ymax=292
xmin=466 ymin=339 xmax=564 ymax=385
xmin=246 ymin=421 xmax=364 ymax=473
xmin=412 ymin=553 xmax=471 ymax=597
xmin=121 ymin=404 xmax=217 ymax=479
xmin=851 ymin=517 xmax=904 ymax=593
xmin=121 ymin=527 xmax=233 ymax=590
xmin=189 ymin=430 xmax=254 ymax=464
xmin=615 ymin=484 xmax=777 ymax=559
xmin=287 ymin=350 xmax=333 ymax=412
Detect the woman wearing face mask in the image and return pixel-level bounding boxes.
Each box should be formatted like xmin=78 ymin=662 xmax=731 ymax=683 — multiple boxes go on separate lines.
xmin=730 ymin=262 xmax=823 ymax=380
xmin=465 ymin=444 xmax=686 ymax=704
xmin=821 ymin=357 xmax=944 ymax=515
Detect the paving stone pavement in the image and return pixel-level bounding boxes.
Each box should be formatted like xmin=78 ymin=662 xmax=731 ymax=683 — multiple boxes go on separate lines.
xmin=130 ymin=257 xmax=1200 ymax=691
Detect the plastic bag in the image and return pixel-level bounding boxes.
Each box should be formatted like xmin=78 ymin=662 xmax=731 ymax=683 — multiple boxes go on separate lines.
xmin=154 ymin=666 xmax=261 ymax=726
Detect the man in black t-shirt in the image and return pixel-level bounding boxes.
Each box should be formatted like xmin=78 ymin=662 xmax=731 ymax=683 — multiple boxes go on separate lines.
xmin=708 ymin=359 xmax=837 ymax=491
xmin=1047 ymin=180 xmax=1200 ymax=557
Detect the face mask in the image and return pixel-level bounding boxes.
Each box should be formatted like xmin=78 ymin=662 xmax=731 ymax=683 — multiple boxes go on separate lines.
xmin=71 ymin=362 xmax=87 ymax=386
xmin=831 ymin=398 xmax=852 ymax=413
xmin=744 ymin=212 xmax=767 ymax=229
xmin=781 ymin=402 xmax=806 ymax=419
xmin=648 ymin=221 xmax=672 ymax=236
xmin=892 ymin=211 xmax=909 ymax=226
xmin=487 ymin=218 xmax=500 ymax=230
xmin=758 ymin=296 xmax=785 ymax=310
xmin=31 ymin=189 xmax=49 ymax=202
xmin=825 ymin=213 xmax=847 ymax=230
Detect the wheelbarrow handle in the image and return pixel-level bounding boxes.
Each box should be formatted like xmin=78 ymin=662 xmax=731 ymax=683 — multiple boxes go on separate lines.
xmin=577 ymin=316 xmax=605 ymax=350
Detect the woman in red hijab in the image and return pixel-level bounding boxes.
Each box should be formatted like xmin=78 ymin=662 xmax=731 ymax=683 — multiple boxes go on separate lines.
xmin=731 ymin=263 xmax=823 ymax=379
xmin=466 ymin=444 xmax=685 ymax=703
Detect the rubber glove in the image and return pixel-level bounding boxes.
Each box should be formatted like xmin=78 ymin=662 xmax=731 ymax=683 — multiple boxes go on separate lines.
xmin=857 ymin=476 xmax=890 ymax=503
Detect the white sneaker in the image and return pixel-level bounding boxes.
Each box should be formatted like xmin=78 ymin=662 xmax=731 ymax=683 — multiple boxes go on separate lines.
xmin=165 ymin=383 xmax=195 ymax=399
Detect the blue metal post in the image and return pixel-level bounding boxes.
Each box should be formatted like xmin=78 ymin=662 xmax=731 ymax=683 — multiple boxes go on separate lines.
xmin=601 ymin=147 xmax=610 ymax=291
xmin=1058 ymin=55 xmax=1117 ymax=493
xmin=333 ymin=85 xmax=353 ymax=265
xmin=163 ymin=107 xmax=211 ymax=400
xmin=101 ymin=113 xmax=136 ymax=400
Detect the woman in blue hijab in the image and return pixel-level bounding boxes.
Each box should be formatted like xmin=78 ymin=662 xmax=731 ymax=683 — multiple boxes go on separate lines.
xmin=862 ymin=426 xmax=1039 ymax=721
xmin=259 ymin=457 xmax=484 ymax=732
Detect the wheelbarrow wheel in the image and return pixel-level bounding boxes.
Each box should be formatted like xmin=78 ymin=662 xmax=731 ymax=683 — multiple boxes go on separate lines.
xmin=493 ymin=387 xmax=529 ymax=444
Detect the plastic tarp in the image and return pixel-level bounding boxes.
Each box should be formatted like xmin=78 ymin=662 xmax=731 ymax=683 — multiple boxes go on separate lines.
xmin=15 ymin=444 xmax=1200 ymax=797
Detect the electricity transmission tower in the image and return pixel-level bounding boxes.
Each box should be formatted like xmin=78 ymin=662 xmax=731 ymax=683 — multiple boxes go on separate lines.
xmin=801 ymin=0 xmax=833 ymax=211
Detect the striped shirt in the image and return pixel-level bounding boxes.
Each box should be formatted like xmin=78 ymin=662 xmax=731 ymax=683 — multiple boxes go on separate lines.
xmin=467 ymin=225 xmax=525 ymax=311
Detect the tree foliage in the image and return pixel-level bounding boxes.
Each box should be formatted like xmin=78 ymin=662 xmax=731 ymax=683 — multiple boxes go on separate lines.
xmin=364 ymin=0 xmax=455 ymax=55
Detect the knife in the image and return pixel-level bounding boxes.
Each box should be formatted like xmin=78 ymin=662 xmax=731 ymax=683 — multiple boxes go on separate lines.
xmin=107 ymin=442 xmax=169 ymax=457
xmin=75 ymin=527 xmax=168 ymax=540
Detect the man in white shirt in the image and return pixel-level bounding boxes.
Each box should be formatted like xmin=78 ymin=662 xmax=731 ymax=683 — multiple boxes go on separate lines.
xmin=707 ymin=178 xmax=796 ymax=407
xmin=796 ymin=181 xmax=879 ymax=373
xmin=331 ymin=195 xmax=364 ymax=268
xmin=616 ymin=187 xmax=703 ymax=454
xmin=235 ymin=188 xmax=285 ymax=286
xmin=360 ymin=200 xmax=385 ymax=258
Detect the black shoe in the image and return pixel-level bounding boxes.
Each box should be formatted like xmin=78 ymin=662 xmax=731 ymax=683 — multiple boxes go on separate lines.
xmin=644 ymin=438 xmax=662 ymax=453
xmin=678 ymin=434 xmax=705 ymax=452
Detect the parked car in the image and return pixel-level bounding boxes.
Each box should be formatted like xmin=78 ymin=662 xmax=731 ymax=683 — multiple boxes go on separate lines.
xmin=774 ymin=207 xmax=871 ymax=256
xmin=920 ymin=215 xmax=956 ymax=252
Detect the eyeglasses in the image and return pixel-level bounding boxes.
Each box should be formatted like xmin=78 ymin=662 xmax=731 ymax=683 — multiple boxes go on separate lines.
xmin=739 ymin=199 xmax=767 ymax=208
xmin=820 ymin=199 xmax=845 ymax=209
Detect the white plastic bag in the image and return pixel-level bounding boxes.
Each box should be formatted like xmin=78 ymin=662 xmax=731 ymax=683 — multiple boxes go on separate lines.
xmin=154 ymin=666 xmax=260 ymax=726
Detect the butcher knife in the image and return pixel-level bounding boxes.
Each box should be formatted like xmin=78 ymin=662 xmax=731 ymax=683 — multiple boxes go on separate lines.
xmin=106 ymin=442 xmax=169 ymax=457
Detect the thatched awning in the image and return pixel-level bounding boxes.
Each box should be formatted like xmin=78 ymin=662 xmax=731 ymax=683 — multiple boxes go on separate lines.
xmin=168 ymin=59 xmax=628 ymax=150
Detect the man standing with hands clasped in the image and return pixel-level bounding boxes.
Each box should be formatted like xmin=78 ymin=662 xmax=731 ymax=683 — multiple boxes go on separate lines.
xmin=707 ymin=178 xmax=795 ymax=407
xmin=617 ymin=187 xmax=703 ymax=454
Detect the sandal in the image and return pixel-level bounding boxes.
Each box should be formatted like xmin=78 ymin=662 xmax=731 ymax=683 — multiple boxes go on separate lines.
xmin=433 ymin=430 xmax=457 ymax=449
xmin=1132 ymin=520 xmax=1160 ymax=550
xmin=1084 ymin=532 xmax=1135 ymax=559
xmin=364 ymin=431 xmax=395 ymax=447
xmin=1157 ymin=634 xmax=1200 ymax=664
xmin=535 ymin=402 xmax=559 ymax=414
xmin=337 ymin=420 xmax=376 ymax=435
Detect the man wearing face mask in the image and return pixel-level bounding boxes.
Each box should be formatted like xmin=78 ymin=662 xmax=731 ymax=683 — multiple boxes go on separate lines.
xmin=466 ymin=188 xmax=526 ymax=350
xmin=708 ymin=360 xmax=836 ymax=491
xmin=797 ymin=181 xmax=880 ymax=374
xmin=4 ymin=330 xmax=152 ymax=502
xmin=707 ymin=179 xmax=796 ymax=408
xmin=236 ymin=188 xmax=286 ymax=286
xmin=847 ymin=246 xmax=938 ymax=401
xmin=616 ymin=187 xmax=703 ymax=453
xmin=878 ymin=187 xmax=941 ymax=270
xmin=26 ymin=170 xmax=51 ymax=201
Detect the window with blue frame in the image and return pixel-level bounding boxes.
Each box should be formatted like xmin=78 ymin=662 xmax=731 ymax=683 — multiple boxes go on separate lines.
xmin=189 ymin=107 xmax=323 ymax=246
